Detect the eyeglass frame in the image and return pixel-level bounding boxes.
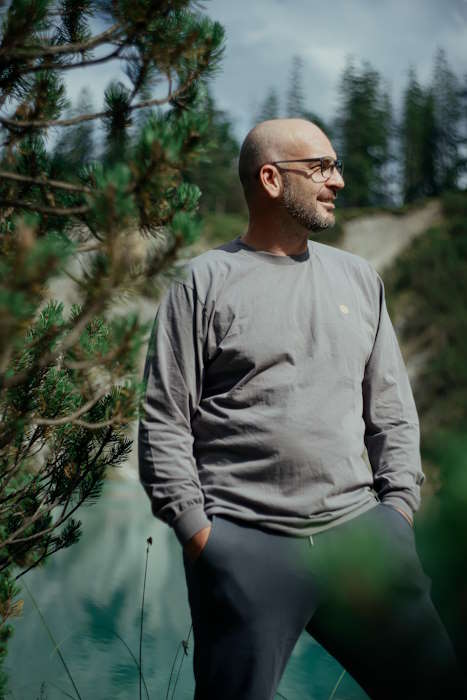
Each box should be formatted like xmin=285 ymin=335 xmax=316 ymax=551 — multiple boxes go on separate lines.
xmin=256 ymin=156 xmax=344 ymax=181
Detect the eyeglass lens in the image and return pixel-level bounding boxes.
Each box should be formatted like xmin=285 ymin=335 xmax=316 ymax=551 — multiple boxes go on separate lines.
xmin=320 ymin=158 xmax=343 ymax=180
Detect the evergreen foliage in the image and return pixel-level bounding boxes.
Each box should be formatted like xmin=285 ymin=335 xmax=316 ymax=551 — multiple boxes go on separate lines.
xmin=431 ymin=48 xmax=463 ymax=192
xmin=284 ymin=56 xmax=329 ymax=134
xmin=0 ymin=0 xmax=224 ymax=687
xmin=52 ymin=88 xmax=96 ymax=173
xmin=400 ymin=68 xmax=437 ymax=202
xmin=184 ymin=86 xmax=245 ymax=216
xmin=400 ymin=51 xmax=464 ymax=203
xmin=254 ymin=49 xmax=466 ymax=208
xmin=383 ymin=190 xmax=467 ymax=669
xmin=257 ymin=87 xmax=280 ymax=122
xmin=385 ymin=190 xmax=467 ymax=434
xmin=417 ymin=428 xmax=467 ymax=667
xmin=334 ymin=59 xmax=393 ymax=207
xmin=286 ymin=55 xmax=306 ymax=118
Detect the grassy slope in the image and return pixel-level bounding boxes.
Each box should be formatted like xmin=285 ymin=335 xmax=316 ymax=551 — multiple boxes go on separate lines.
xmin=383 ymin=191 xmax=467 ymax=664
xmin=384 ymin=191 xmax=467 ymax=440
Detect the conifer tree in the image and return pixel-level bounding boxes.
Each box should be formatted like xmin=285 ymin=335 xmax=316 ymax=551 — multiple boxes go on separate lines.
xmin=431 ymin=48 xmax=462 ymax=192
xmin=335 ymin=59 xmax=392 ymax=207
xmin=400 ymin=68 xmax=437 ymax=203
xmin=286 ymin=55 xmax=306 ymax=118
xmin=52 ymin=88 xmax=96 ymax=173
xmin=257 ymin=87 xmax=280 ymax=122
xmin=256 ymin=80 xmax=328 ymax=135
xmin=185 ymin=86 xmax=244 ymax=215
xmin=461 ymin=73 xmax=467 ymax=173
xmin=0 ymin=0 xmax=224 ymax=684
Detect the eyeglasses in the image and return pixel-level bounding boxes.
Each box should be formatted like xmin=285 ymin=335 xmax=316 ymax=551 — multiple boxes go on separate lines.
xmin=258 ymin=156 xmax=344 ymax=182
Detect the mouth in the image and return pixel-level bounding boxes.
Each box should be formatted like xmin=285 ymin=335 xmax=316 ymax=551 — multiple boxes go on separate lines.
xmin=318 ymin=199 xmax=335 ymax=210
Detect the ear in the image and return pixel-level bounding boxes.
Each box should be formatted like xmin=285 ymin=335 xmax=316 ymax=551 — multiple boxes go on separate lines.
xmin=258 ymin=164 xmax=282 ymax=199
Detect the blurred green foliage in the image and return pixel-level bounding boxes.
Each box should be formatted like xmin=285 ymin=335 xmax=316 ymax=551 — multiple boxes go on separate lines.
xmin=386 ymin=190 xmax=467 ymax=434
xmin=183 ymin=87 xmax=246 ymax=218
xmin=385 ymin=190 xmax=467 ymax=667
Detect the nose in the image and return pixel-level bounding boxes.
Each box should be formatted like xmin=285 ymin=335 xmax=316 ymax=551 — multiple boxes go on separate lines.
xmin=328 ymin=167 xmax=345 ymax=190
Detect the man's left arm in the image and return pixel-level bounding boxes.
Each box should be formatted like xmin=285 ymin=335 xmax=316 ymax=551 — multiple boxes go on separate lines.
xmin=362 ymin=272 xmax=425 ymax=527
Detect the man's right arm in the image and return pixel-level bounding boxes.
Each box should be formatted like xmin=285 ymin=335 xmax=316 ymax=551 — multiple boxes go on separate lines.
xmin=138 ymin=280 xmax=211 ymax=548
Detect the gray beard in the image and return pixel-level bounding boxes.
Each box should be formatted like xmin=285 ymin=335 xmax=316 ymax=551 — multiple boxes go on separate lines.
xmin=282 ymin=175 xmax=334 ymax=232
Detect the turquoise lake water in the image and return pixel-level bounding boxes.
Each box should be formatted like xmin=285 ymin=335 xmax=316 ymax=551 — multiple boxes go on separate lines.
xmin=6 ymin=476 xmax=368 ymax=700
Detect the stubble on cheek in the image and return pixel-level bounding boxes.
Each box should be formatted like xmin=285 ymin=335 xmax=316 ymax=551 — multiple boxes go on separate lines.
xmin=282 ymin=179 xmax=335 ymax=232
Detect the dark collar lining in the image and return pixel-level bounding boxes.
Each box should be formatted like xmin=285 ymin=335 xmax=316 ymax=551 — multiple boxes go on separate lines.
xmin=233 ymin=236 xmax=312 ymax=265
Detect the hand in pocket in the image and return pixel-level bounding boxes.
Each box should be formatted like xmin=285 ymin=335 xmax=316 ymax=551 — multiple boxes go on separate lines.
xmin=184 ymin=524 xmax=212 ymax=564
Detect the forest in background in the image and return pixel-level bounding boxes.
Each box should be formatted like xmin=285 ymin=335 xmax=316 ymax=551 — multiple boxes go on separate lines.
xmin=189 ymin=47 xmax=467 ymax=215
xmin=60 ymin=47 xmax=467 ymax=221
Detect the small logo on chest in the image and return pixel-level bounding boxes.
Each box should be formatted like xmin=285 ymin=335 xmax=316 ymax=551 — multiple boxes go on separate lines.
xmin=339 ymin=304 xmax=350 ymax=315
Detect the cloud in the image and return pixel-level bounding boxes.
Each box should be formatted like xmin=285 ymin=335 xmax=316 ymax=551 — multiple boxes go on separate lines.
xmin=206 ymin=0 xmax=467 ymax=141
xmin=54 ymin=0 xmax=466 ymax=146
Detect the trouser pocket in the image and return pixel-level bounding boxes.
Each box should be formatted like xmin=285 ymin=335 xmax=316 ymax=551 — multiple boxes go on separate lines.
xmin=189 ymin=514 xmax=219 ymax=568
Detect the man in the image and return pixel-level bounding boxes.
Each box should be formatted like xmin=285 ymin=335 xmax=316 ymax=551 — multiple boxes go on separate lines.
xmin=138 ymin=119 xmax=465 ymax=699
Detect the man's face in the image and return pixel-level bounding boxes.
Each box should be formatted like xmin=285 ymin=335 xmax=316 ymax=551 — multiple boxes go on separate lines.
xmin=278 ymin=132 xmax=344 ymax=232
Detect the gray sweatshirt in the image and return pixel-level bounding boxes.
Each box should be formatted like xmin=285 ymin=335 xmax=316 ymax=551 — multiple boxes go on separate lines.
xmin=138 ymin=236 xmax=425 ymax=546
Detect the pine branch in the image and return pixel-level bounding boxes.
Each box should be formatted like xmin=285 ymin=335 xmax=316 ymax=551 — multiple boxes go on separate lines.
xmin=63 ymin=344 xmax=123 ymax=370
xmin=0 ymin=299 xmax=103 ymax=393
xmin=75 ymin=242 xmax=102 ymax=252
xmin=30 ymin=384 xmax=111 ymax=425
xmin=0 ymin=343 xmax=14 ymax=380
xmin=0 ymin=71 xmax=199 ymax=130
xmin=1 ymin=455 xmax=96 ymax=550
xmin=0 ymin=169 xmax=92 ymax=194
xmin=0 ymin=491 xmax=58 ymax=549
xmin=0 ymin=256 xmax=146 ymax=405
xmin=0 ymin=427 xmax=44 ymax=497
xmin=0 ymin=23 xmax=122 ymax=58
xmin=0 ymin=198 xmax=89 ymax=216
xmin=1 ymin=425 xmax=114 ymax=550
xmin=14 ymin=540 xmax=63 ymax=580
xmin=1 ymin=456 xmax=72 ymax=514
xmin=71 ymin=414 xmax=125 ymax=429
xmin=10 ymin=47 xmax=124 ymax=76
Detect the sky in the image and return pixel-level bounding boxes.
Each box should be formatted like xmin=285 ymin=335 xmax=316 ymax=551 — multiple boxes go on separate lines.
xmin=62 ymin=0 xmax=467 ymax=144
xmin=203 ymin=0 xmax=467 ymax=141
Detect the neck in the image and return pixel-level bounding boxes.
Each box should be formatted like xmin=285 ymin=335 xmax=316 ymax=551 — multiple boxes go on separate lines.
xmin=241 ymin=213 xmax=309 ymax=257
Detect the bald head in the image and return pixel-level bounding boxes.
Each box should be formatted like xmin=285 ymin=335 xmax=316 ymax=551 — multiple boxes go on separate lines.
xmin=238 ymin=118 xmax=330 ymax=205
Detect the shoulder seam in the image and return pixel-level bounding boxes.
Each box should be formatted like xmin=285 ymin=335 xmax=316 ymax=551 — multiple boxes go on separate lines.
xmin=172 ymin=278 xmax=208 ymax=309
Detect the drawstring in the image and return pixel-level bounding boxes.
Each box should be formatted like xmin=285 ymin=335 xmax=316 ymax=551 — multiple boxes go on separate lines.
xmin=309 ymin=534 xmax=314 ymax=547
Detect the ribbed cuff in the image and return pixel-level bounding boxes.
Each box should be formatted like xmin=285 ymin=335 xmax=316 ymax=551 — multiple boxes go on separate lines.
xmin=381 ymin=496 xmax=414 ymax=523
xmin=172 ymin=506 xmax=211 ymax=546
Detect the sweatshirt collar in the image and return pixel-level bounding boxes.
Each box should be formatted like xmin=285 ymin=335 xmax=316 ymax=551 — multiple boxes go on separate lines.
xmin=234 ymin=236 xmax=311 ymax=265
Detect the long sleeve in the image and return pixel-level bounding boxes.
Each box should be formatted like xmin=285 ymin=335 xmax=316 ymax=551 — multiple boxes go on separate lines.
xmin=137 ymin=280 xmax=211 ymax=546
xmin=362 ymin=273 xmax=425 ymax=518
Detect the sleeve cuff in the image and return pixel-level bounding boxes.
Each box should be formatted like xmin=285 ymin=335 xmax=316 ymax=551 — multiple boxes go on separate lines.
xmin=381 ymin=496 xmax=414 ymax=522
xmin=172 ymin=506 xmax=211 ymax=546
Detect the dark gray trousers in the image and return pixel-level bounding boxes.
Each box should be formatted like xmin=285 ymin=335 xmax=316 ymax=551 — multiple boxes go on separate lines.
xmin=183 ymin=503 xmax=466 ymax=699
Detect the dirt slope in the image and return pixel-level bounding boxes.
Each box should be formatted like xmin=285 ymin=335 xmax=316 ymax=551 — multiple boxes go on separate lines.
xmin=339 ymin=200 xmax=441 ymax=273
